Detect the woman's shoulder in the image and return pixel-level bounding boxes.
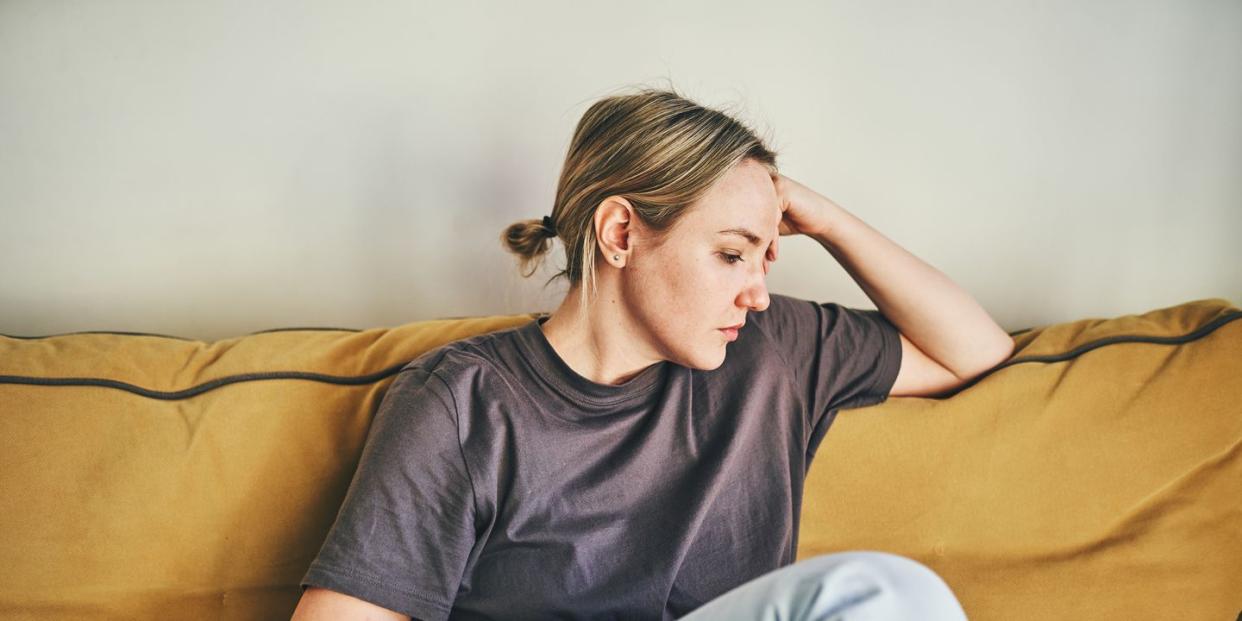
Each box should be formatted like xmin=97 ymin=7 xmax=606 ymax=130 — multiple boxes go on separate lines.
xmin=748 ymin=292 xmax=868 ymax=335
xmin=743 ymin=292 xmax=807 ymax=340
xmin=396 ymin=320 xmax=533 ymax=387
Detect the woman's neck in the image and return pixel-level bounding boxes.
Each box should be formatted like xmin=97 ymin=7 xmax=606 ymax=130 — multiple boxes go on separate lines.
xmin=538 ymin=285 xmax=663 ymax=386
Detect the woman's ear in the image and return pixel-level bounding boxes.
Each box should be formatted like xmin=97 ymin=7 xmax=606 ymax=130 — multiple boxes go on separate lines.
xmin=594 ymin=196 xmax=633 ymax=264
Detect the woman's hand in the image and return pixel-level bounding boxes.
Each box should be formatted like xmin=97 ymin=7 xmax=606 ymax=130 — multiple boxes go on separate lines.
xmin=770 ymin=172 xmax=833 ymax=240
xmin=761 ymin=172 xmax=838 ymax=272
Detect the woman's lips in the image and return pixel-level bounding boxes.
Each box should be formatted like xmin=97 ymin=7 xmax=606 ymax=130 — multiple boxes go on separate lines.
xmin=720 ymin=327 xmax=739 ymax=341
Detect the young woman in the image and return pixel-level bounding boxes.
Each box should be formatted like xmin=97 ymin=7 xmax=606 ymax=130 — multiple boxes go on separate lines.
xmin=294 ymin=87 xmax=1011 ymax=620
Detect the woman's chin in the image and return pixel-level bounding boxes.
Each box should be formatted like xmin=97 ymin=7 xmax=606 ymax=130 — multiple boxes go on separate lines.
xmin=688 ymin=348 xmax=728 ymax=371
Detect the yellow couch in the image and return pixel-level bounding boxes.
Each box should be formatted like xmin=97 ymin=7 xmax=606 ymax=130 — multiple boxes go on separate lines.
xmin=1 ymin=297 xmax=1239 ymax=620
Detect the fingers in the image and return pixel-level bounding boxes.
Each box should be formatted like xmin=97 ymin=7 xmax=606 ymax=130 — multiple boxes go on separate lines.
xmin=766 ymin=235 xmax=779 ymax=263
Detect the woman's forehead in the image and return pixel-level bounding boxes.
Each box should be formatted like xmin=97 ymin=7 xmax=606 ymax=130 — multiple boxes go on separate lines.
xmin=687 ymin=194 xmax=781 ymax=236
xmin=704 ymin=168 xmax=780 ymax=219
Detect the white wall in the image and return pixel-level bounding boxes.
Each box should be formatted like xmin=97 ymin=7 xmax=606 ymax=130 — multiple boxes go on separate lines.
xmin=2 ymin=0 xmax=1239 ymax=341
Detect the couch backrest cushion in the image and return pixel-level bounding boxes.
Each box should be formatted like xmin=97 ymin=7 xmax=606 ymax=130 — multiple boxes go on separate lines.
xmin=2 ymin=297 xmax=1239 ymax=620
xmin=798 ymin=297 xmax=1242 ymax=620
xmin=0 ymin=313 xmax=536 ymax=619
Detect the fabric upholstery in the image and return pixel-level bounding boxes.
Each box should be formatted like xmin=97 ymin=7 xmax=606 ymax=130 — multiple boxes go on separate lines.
xmin=799 ymin=297 xmax=1242 ymax=619
xmin=1 ymin=298 xmax=1238 ymax=620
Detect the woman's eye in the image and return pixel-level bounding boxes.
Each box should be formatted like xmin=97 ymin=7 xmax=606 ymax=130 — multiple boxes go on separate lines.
xmin=719 ymin=252 xmax=743 ymax=265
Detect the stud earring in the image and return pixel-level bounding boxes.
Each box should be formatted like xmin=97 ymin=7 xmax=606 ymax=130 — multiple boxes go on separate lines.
xmin=613 ymin=255 xmax=620 ymax=261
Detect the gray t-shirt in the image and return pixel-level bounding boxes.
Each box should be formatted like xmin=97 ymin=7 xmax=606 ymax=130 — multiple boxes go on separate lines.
xmin=301 ymin=292 xmax=902 ymax=620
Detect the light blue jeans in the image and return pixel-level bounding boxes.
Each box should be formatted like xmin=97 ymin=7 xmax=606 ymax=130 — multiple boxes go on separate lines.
xmin=678 ymin=551 xmax=969 ymax=620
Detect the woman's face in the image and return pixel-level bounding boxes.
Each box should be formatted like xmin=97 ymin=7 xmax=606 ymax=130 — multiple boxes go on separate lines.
xmin=623 ymin=159 xmax=782 ymax=371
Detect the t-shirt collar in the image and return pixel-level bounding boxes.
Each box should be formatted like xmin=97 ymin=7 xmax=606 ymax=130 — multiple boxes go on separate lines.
xmin=514 ymin=316 xmax=669 ymax=408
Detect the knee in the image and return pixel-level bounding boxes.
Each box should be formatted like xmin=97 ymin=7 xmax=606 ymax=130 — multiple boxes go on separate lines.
xmin=795 ymin=551 xmax=967 ymax=619
xmin=802 ymin=550 xmax=941 ymax=580
xmin=834 ymin=550 xmax=945 ymax=583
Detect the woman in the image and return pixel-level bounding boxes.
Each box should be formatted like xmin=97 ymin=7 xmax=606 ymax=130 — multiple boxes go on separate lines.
xmin=294 ymin=87 xmax=1011 ymax=620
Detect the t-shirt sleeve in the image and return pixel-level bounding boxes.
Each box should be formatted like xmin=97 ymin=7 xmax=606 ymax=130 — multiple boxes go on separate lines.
xmin=300 ymin=365 xmax=476 ymax=621
xmin=752 ymin=293 xmax=904 ymax=441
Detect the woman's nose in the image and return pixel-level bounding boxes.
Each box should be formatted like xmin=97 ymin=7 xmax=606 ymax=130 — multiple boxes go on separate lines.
xmin=750 ymin=288 xmax=770 ymax=312
xmin=742 ymin=272 xmax=770 ymax=312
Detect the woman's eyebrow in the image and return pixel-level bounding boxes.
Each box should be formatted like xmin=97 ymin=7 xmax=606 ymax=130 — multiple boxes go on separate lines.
xmin=717 ymin=228 xmax=763 ymax=247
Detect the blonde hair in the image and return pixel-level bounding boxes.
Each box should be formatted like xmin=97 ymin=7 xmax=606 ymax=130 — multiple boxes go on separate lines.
xmin=500 ymin=84 xmax=779 ymax=311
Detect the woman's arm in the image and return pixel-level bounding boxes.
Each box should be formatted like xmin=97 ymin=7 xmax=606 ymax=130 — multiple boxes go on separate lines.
xmin=771 ymin=174 xmax=1014 ymax=389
